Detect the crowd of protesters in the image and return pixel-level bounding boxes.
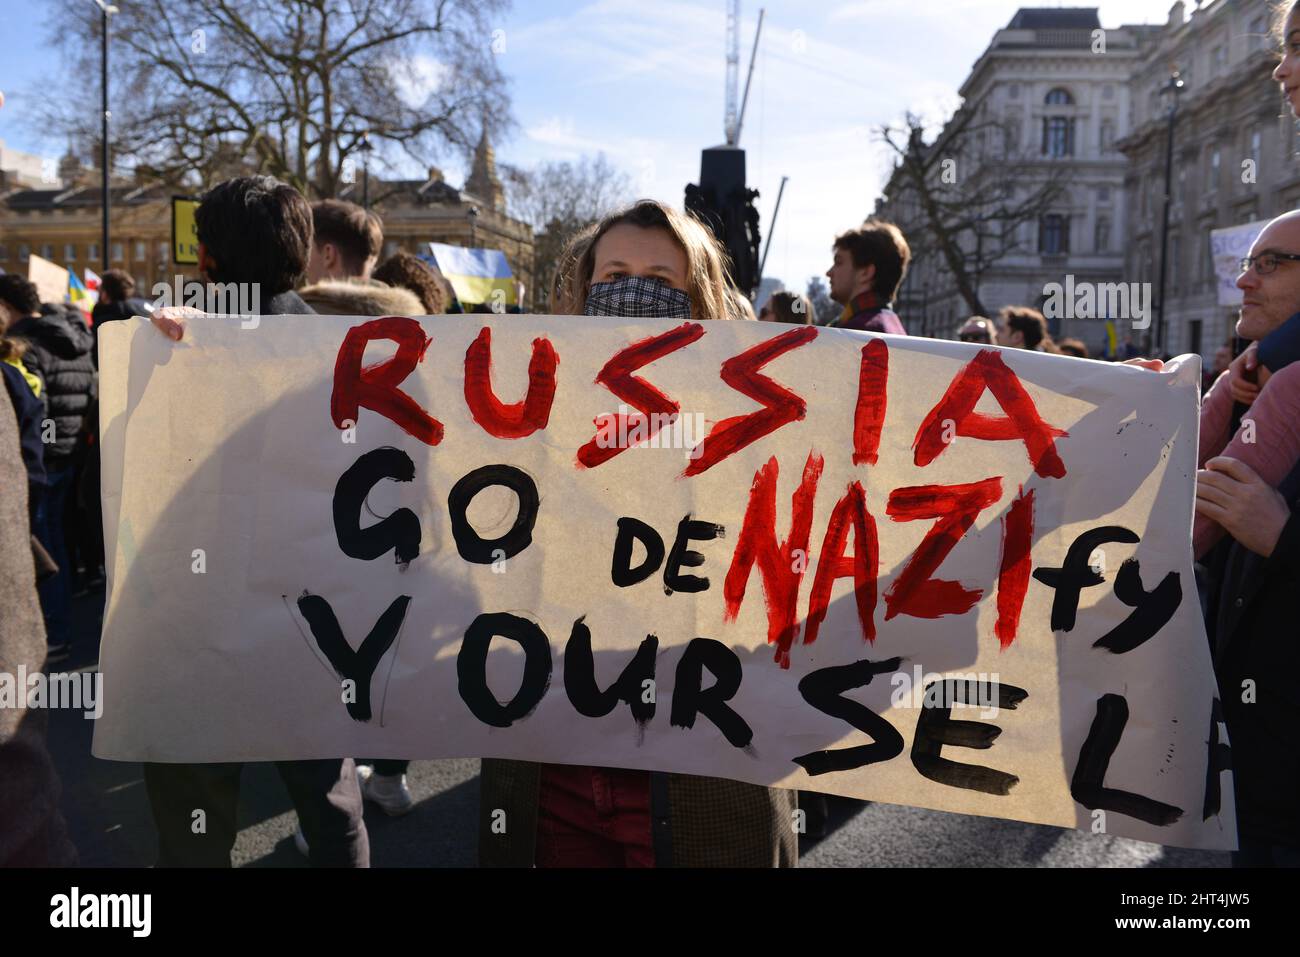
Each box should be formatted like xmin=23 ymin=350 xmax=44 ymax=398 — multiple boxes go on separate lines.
xmin=5 ymin=2 xmax=1300 ymax=872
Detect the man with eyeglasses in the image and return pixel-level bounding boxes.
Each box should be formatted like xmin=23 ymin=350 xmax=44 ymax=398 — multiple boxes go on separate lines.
xmin=1191 ymin=211 xmax=1300 ymax=866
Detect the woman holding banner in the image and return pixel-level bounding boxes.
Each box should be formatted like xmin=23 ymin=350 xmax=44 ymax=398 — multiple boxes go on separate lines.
xmin=478 ymin=200 xmax=800 ymax=868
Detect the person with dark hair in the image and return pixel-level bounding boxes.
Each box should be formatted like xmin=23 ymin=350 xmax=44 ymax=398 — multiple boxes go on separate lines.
xmin=824 ymin=220 xmax=910 ymax=334
xmin=147 ymin=175 xmax=370 ymax=868
xmin=1057 ymin=337 xmax=1089 ymax=359
xmin=0 ymin=274 xmax=95 ymax=664
xmin=758 ymin=290 xmax=813 ymax=325
xmin=371 ymin=252 xmax=448 ymax=315
xmin=91 ymin=269 xmax=151 ymax=352
xmin=956 ymin=316 xmax=995 ymax=344
xmin=996 ymin=306 xmax=1058 ymax=353
xmin=194 ymin=176 xmax=315 ymax=296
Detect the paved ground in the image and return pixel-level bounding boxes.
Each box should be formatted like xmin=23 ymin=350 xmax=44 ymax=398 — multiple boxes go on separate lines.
xmin=52 ymin=585 xmax=1228 ymax=868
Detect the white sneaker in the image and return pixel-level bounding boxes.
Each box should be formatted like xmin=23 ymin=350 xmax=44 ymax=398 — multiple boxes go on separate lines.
xmin=358 ymin=764 xmax=415 ymax=816
xmin=292 ymin=822 xmax=309 ymax=858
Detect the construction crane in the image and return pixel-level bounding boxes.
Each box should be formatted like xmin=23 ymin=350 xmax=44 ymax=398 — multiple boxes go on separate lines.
xmin=687 ymin=3 xmax=766 ymax=296
xmin=725 ymin=0 xmax=740 ymax=145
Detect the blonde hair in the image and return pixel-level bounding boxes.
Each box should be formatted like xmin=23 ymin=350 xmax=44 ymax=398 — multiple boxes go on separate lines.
xmin=569 ymin=199 xmax=734 ymax=321
xmin=727 ymin=287 xmax=758 ymax=321
xmin=552 ymin=222 xmax=599 ymax=315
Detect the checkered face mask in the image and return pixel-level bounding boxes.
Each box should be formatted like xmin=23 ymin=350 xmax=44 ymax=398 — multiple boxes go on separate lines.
xmin=584 ymin=276 xmax=692 ymax=319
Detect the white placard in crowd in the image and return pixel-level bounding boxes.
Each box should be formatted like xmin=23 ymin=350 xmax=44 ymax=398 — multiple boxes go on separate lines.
xmin=1211 ymin=220 xmax=1269 ymax=307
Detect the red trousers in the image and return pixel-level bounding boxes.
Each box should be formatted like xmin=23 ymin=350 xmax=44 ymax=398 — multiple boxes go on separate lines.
xmin=536 ymin=764 xmax=654 ymax=868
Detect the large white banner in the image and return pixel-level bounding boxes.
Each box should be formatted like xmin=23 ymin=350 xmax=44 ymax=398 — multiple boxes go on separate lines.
xmin=95 ymin=315 xmax=1233 ymax=850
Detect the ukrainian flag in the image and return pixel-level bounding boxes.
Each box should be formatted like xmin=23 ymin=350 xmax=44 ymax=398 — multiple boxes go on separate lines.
xmin=68 ymin=271 xmax=94 ymax=319
xmin=425 ymin=243 xmax=516 ymax=307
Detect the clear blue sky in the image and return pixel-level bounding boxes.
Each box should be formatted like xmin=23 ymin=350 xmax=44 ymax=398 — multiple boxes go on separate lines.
xmin=0 ymin=0 xmax=1195 ymax=290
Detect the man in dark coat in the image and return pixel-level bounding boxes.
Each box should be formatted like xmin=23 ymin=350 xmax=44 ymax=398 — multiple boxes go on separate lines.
xmin=0 ymin=275 xmax=96 ymax=661
xmin=90 ymin=268 xmax=152 ymax=369
xmin=141 ymin=175 xmax=368 ymax=867
xmin=1197 ymin=454 xmax=1300 ymax=866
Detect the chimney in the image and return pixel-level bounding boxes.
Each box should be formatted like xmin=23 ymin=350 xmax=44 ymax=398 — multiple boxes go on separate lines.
xmin=1168 ymin=1 xmax=1185 ymax=28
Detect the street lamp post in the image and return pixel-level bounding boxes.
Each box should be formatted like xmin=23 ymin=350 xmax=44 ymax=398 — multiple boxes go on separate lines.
xmin=1153 ymin=70 xmax=1185 ymax=356
xmin=467 ymin=205 xmax=479 ymax=248
xmin=94 ymin=0 xmax=117 ymax=273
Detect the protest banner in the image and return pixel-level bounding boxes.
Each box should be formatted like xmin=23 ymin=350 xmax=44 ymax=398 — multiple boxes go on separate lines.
xmin=94 ymin=315 xmax=1233 ymax=850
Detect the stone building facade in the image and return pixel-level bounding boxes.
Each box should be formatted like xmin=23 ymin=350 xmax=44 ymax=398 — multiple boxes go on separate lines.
xmin=875 ymin=9 xmax=1151 ymax=350
xmin=1116 ymin=0 xmax=1297 ymax=358
xmin=0 ymin=135 xmax=534 ymax=308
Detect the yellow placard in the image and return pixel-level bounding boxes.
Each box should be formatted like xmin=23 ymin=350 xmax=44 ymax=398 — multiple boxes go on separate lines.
xmin=171 ymin=197 xmax=200 ymax=265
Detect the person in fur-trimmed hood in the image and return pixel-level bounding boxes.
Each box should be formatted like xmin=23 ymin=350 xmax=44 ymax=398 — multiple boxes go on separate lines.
xmin=299 ymin=277 xmax=424 ymax=317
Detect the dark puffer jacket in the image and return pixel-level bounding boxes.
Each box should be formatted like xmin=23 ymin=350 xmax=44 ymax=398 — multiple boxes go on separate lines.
xmin=8 ymin=305 xmax=96 ymax=464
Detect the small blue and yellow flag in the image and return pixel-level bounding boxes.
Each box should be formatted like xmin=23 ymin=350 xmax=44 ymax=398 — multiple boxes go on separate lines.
xmin=1105 ymin=319 xmax=1118 ymax=359
xmin=68 ymin=271 xmax=93 ymax=319
xmin=426 ymin=243 xmax=515 ymax=307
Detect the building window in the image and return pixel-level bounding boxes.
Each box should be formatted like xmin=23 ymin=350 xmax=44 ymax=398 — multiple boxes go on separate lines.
xmin=39 ymin=244 xmax=53 ymax=260
xmin=88 ymin=242 xmax=99 ymax=263
xmin=383 ymin=240 xmax=399 ymax=257
xmin=1102 ymin=84 xmax=1115 ymax=101
xmin=1004 ymin=120 xmax=1020 ymax=153
xmin=1095 ymin=217 xmax=1111 ymax=253
xmin=1250 ymin=129 xmax=1262 ymax=175
xmin=1211 ymin=45 xmax=1225 ymax=75
xmin=1009 ymin=83 xmax=1021 ymax=99
xmin=158 ymin=241 xmax=168 ymax=262
xmin=19 ymin=244 xmax=30 ymax=262
xmin=65 ymin=243 xmax=76 ymax=262
xmin=1097 ymin=185 xmax=1111 ymax=203
xmin=1045 ymin=88 xmax=1073 ymax=105
xmin=1042 ymin=116 xmax=1074 ymax=157
xmin=1100 ymin=120 xmax=1115 ymax=152
xmin=1040 ymin=215 xmax=1070 ymax=255
xmin=134 ymin=240 xmax=146 ymax=261
xmin=1208 ymin=149 xmax=1221 ymax=191
xmin=0 ymin=244 xmax=7 ymax=261
xmin=111 ymin=242 xmax=123 ymax=261
xmin=1252 ymin=16 xmax=1269 ymax=52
